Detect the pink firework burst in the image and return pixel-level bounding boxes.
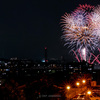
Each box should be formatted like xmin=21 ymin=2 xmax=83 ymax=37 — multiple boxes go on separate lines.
xmin=72 ymin=4 xmax=94 ymax=19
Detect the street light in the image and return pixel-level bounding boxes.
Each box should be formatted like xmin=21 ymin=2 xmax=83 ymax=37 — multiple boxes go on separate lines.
xmin=76 ymin=82 xmax=80 ymax=95
xmin=76 ymin=82 xmax=80 ymax=87
xmin=87 ymin=90 xmax=91 ymax=95
xmin=82 ymin=79 xmax=86 ymax=84
xmin=66 ymin=85 xmax=71 ymax=100
xmin=66 ymin=86 xmax=70 ymax=90
xmin=87 ymin=90 xmax=91 ymax=99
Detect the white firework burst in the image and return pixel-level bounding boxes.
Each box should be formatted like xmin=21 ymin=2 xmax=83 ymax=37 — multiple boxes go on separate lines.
xmin=61 ymin=4 xmax=100 ymax=61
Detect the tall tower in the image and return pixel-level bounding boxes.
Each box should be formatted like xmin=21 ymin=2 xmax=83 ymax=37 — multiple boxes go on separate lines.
xmin=45 ymin=47 xmax=48 ymax=62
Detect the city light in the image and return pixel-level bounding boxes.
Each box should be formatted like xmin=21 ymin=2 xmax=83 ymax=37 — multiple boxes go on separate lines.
xmin=87 ymin=90 xmax=91 ymax=95
xmin=76 ymin=82 xmax=80 ymax=86
xmin=82 ymin=79 xmax=86 ymax=84
xmin=66 ymin=86 xmax=70 ymax=90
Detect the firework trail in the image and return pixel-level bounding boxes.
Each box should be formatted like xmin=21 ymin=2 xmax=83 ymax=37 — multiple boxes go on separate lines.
xmin=61 ymin=4 xmax=100 ymax=61
xmin=73 ymin=49 xmax=100 ymax=64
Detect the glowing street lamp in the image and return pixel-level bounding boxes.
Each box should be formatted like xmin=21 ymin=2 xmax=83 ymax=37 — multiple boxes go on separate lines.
xmin=87 ymin=90 xmax=91 ymax=95
xmin=82 ymin=79 xmax=86 ymax=84
xmin=66 ymin=85 xmax=71 ymax=100
xmin=76 ymin=82 xmax=80 ymax=87
xmin=66 ymin=86 xmax=70 ymax=90
xmin=87 ymin=90 xmax=91 ymax=99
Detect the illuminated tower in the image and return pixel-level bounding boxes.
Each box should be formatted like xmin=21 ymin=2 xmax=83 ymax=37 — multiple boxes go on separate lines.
xmin=45 ymin=47 xmax=48 ymax=62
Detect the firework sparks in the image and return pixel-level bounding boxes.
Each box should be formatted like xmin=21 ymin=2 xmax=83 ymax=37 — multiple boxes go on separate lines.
xmin=73 ymin=49 xmax=100 ymax=64
xmin=90 ymin=5 xmax=100 ymax=37
xmin=61 ymin=4 xmax=100 ymax=61
xmin=81 ymin=48 xmax=86 ymax=61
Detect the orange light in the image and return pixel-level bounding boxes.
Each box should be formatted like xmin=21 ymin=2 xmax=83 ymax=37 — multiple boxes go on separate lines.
xmin=76 ymin=82 xmax=80 ymax=86
xmin=87 ymin=90 xmax=91 ymax=95
xmin=82 ymin=80 xmax=86 ymax=84
xmin=66 ymin=86 xmax=70 ymax=90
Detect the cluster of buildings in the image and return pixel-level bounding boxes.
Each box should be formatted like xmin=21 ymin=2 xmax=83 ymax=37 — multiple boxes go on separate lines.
xmin=0 ymin=57 xmax=99 ymax=82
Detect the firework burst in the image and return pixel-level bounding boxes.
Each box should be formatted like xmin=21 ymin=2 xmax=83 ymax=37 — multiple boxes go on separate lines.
xmin=61 ymin=4 xmax=100 ymax=61
xmin=90 ymin=5 xmax=100 ymax=37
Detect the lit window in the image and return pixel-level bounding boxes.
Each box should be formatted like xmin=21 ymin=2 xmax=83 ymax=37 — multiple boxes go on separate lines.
xmin=88 ymin=68 xmax=92 ymax=70
xmin=49 ymin=70 xmax=51 ymax=72
xmin=38 ymin=64 xmax=40 ymax=66
xmin=69 ymin=66 xmax=73 ymax=69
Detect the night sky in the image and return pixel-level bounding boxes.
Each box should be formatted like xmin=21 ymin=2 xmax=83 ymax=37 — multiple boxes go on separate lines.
xmin=0 ymin=0 xmax=100 ymax=61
